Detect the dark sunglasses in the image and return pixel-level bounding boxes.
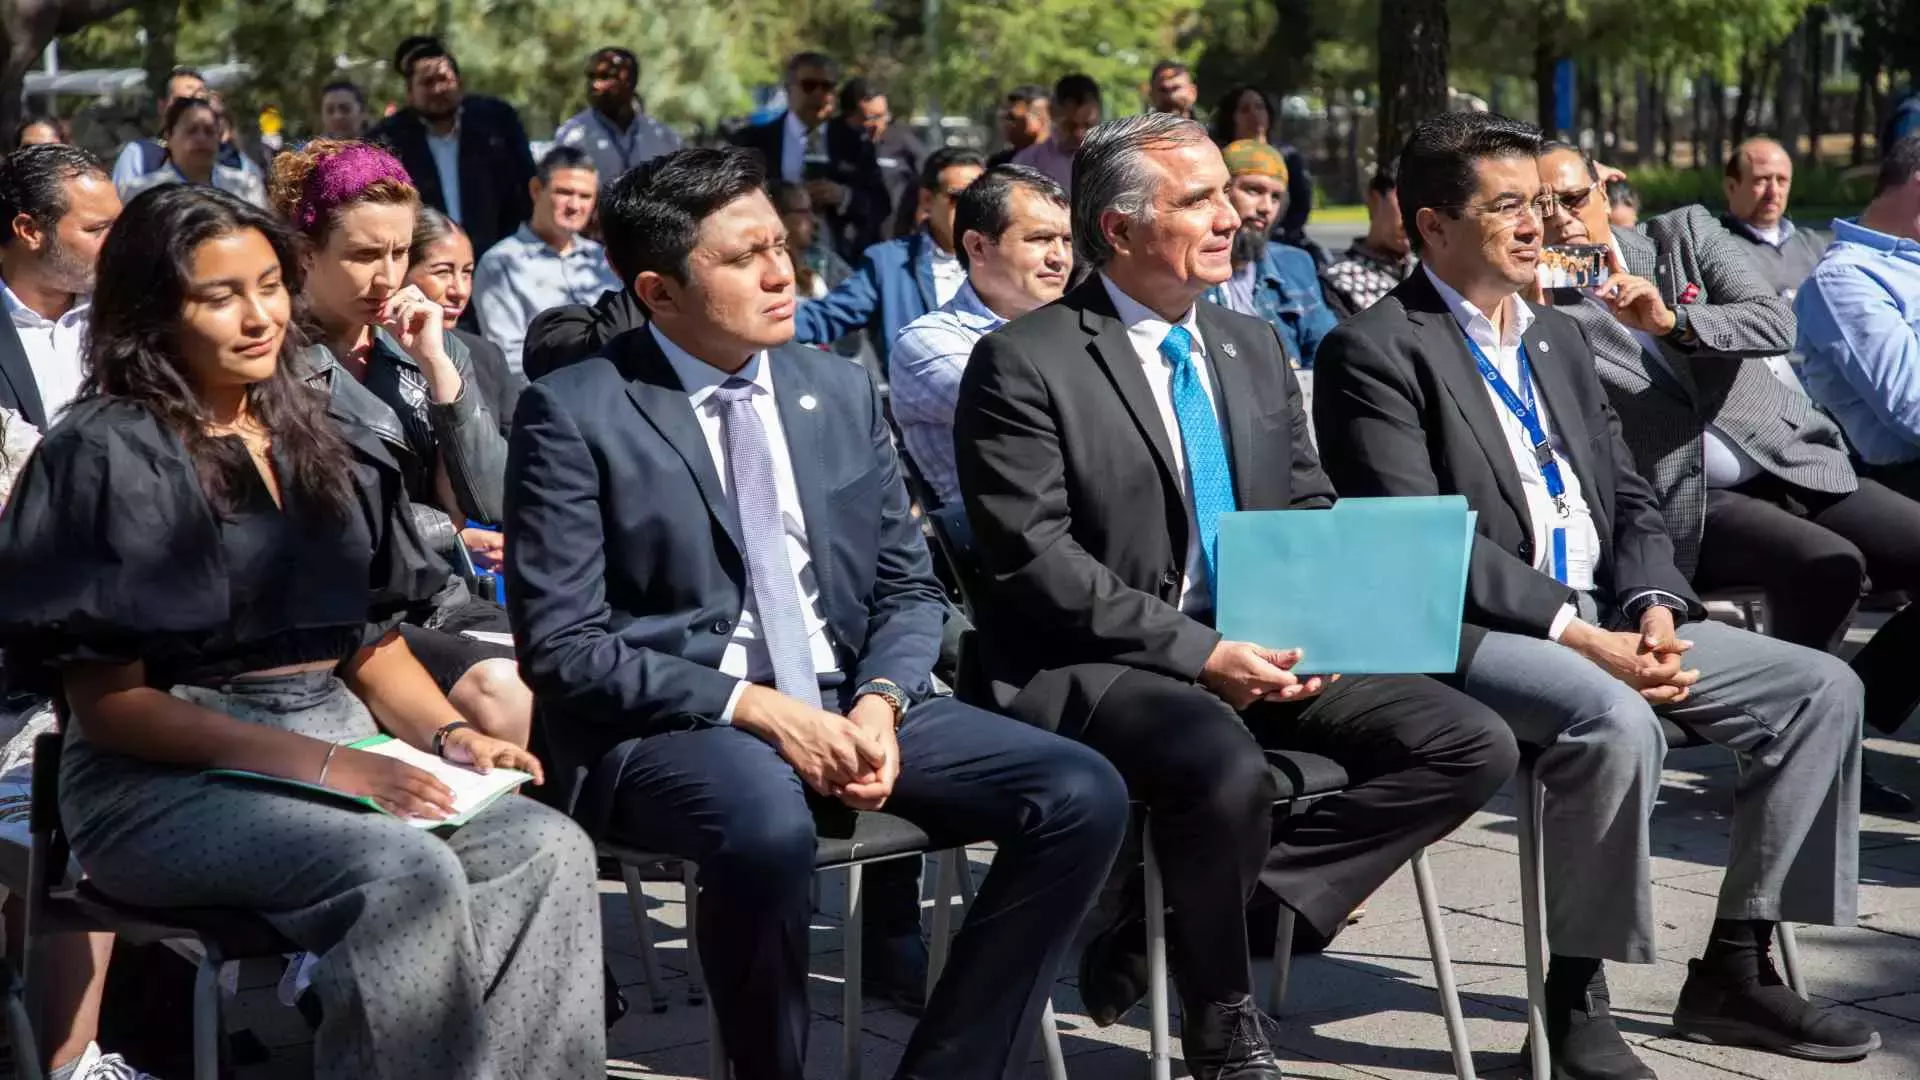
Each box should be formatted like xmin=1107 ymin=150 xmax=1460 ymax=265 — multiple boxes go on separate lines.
xmin=797 ymin=78 xmax=837 ymax=94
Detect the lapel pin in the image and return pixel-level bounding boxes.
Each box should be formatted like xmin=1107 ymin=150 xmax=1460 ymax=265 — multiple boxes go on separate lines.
xmin=1537 ymin=340 xmax=1550 ymax=353
xmin=798 ymin=394 xmax=818 ymax=411
xmin=1220 ymin=342 xmax=1237 ymax=358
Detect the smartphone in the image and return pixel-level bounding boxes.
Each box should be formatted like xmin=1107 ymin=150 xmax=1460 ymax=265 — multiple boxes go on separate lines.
xmin=1537 ymin=244 xmax=1611 ymax=290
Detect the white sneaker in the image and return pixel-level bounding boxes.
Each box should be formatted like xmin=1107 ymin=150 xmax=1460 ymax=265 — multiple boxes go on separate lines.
xmin=66 ymin=1042 xmax=158 ymax=1080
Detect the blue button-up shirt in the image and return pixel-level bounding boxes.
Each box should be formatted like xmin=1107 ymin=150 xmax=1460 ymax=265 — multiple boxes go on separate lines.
xmin=472 ymin=224 xmax=623 ymax=374
xmin=1795 ymin=217 xmax=1920 ymax=465
xmin=888 ymin=280 xmax=1006 ymax=506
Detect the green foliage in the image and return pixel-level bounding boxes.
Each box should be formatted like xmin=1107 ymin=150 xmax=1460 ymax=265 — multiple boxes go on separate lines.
xmin=1625 ymin=163 xmax=1872 ymax=214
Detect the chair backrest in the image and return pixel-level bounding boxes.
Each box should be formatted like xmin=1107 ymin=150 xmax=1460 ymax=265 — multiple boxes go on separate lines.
xmin=27 ymin=727 xmax=70 ymax=930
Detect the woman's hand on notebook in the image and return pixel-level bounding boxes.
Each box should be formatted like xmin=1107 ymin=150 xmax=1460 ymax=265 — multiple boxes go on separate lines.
xmin=327 ymin=747 xmax=458 ymax=820
xmin=441 ymin=726 xmax=546 ymax=786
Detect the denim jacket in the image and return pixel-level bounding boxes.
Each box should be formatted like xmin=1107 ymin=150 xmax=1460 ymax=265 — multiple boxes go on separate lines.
xmin=1208 ymin=243 xmax=1338 ymax=368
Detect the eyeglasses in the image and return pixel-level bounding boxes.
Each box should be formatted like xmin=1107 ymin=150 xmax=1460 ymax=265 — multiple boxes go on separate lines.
xmin=797 ymin=78 xmax=837 ymax=94
xmin=1459 ymin=193 xmax=1559 ymax=226
xmin=1548 ymin=181 xmax=1600 ymax=214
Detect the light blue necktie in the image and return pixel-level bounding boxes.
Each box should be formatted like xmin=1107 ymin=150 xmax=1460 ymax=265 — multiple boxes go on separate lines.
xmin=712 ymin=379 xmax=822 ymax=708
xmin=1159 ymin=326 xmax=1238 ymax=599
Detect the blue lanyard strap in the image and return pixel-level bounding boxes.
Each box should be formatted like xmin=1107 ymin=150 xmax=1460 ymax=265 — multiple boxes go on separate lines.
xmin=1462 ymin=333 xmax=1571 ymax=585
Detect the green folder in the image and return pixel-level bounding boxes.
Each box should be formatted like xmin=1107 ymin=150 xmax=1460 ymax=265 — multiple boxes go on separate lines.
xmin=205 ymin=734 xmax=530 ymax=830
xmin=1215 ymin=496 xmax=1475 ymax=674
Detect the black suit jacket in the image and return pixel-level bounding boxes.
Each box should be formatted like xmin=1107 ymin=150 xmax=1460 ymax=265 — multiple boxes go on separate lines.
xmin=731 ymin=112 xmax=890 ymax=261
xmin=504 ymin=331 xmax=946 ymax=836
xmin=952 ymin=276 xmax=1334 ymax=734
xmin=1311 ymin=271 xmax=1700 ymax=662
xmin=367 ymin=96 xmax=535 ymax=257
xmin=0 ymin=317 xmax=45 ymax=430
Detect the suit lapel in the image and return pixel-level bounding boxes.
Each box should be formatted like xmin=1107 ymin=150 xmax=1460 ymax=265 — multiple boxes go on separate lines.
xmin=617 ymin=334 xmax=745 ymax=556
xmin=768 ymin=348 xmax=834 ymax=607
xmin=1078 ymin=285 xmax=1178 ymax=484
xmin=1194 ymin=303 xmax=1262 ymax=508
xmin=0 ymin=316 xmax=45 ymax=428
xmin=1518 ymin=315 xmax=1607 ymax=536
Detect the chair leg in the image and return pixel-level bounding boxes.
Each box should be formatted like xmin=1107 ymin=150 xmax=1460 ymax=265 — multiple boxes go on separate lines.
xmin=1514 ymin=762 xmax=1551 ymax=1080
xmin=3 ymin=956 xmax=43 ymax=1080
xmin=682 ymin=861 xmax=707 ymax=1007
xmin=620 ymin=864 xmax=670 ymax=1014
xmin=1265 ymin=903 xmax=1296 ymax=1018
xmin=1143 ymin=824 xmax=1172 ymax=1080
xmin=843 ymin=863 xmax=865 ymax=1080
xmin=957 ymin=850 xmax=977 ymax=907
xmin=1777 ymin=922 xmax=1807 ymax=999
xmin=1039 ymin=996 xmax=1068 ymax=1080
xmin=193 ymin=954 xmax=221 ymax=1080
xmin=929 ymin=850 xmax=956 ymax=993
xmin=1412 ymin=848 xmax=1478 ymax=1080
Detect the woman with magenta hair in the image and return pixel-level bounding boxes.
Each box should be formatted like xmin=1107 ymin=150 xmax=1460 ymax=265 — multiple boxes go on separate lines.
xmin=0 ymin=184 xmax=604 ymax=1077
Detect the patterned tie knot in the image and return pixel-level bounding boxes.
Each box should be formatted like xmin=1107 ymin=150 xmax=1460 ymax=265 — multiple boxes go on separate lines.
xmin=711 ymin=377 xmax=757 ymax=406
xmin=1159 ymin=325 xmax=1197 ymax=372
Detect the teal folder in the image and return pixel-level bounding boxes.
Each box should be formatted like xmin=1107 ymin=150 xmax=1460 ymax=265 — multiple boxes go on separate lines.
xmin=1214 ymin=496 xmax=1475 ymax=674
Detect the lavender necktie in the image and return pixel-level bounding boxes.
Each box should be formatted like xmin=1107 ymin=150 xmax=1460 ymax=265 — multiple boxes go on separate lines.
xmin=711 ymin=378 xmax=822 ymax=708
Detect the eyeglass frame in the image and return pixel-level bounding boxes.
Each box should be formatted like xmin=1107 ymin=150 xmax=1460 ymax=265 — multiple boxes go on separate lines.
xmin=1446 ymin=191 xmax=1562 ymax=227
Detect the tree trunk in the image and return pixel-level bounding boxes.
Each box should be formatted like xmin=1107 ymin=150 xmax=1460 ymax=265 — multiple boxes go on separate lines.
xmin=138 ymin=0 xmax=178 ymax=102
xmin=1706 ymin=72 xmax=1727 ymax=170
xmin=1634 ymin=65 xmax=1654 ymax=165
xmin=1855 ymin=38 xmax=1882 ymax=165
xmin=1658 ymin=67 xmax=1675 ymax=166
xmin=1691 ymin=73 xmax=1704 ymax=168
xmin=1579 ymin=59 xmax=1602 ymax=149
xmin=1731 ymin=49 xmax=1756 ymax=146
xmin=1376 ymin=0 xmax=1449 ymax=166
xmin=1776 ymin=13 xmax=1808 ymax=160
xmin=1607 ymin=63 xmax=1625 ymax=156
xmin=1533 ymin=28 xmax=1559 ymax=136
xmin=0 ymin=0 xmax=144 ymax=137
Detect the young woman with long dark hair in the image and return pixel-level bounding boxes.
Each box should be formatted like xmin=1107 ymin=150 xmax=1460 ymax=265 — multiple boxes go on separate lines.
xmin=0 ymin=185 xmax=605 ymax=1078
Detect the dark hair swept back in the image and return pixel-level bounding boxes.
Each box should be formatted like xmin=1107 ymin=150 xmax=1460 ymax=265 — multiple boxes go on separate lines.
xmin=83 ymin=184 xmax=355 ymax=516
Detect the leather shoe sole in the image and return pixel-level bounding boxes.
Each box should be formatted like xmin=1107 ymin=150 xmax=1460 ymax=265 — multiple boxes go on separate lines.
xmin=1674 ymin=1013 xmax=1882 ymax=1062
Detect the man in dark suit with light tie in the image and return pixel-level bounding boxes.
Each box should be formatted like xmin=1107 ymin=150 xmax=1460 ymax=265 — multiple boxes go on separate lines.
xmin=504 ymin=146 xmax=1127 ymax=1080
xmin=1313 ymin=111 xmax=1874 ymax=1080
xmin=953 ymin=113 xmax=1516 ymax=1080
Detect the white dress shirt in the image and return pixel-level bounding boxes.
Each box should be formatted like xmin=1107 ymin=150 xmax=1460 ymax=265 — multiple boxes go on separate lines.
xmin=1099 ymin=273 xmax=1224 ymax=616
xmin=929 ymin=245 xmax=966 ymax=307
xmin=1422 ymin=267 xmax=1600 ymax=638
xmin=654 ymin=326 xmax=841 ymax=719
xmin=2 ymin=282 xmax=88 ymax=422
xmin=426 ymin=126 xmax=462 ymax=224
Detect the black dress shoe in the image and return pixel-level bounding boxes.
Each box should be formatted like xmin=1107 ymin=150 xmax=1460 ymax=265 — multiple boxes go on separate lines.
xmin=1861 ymin=768 xmax=1915 ymax=816
xmin=1528 ymin=963 xmax=1654 ymax=1080
xmin=1673 ymin=956 xmax=1880 ymax=1061
xmin=1181 ymin=994 xmax=1283 ymax=1080
xmin=862 ymin=930 xmax=930 ymax=1015
xmin=1077 ymin=913 xmax=1150 ymax=1026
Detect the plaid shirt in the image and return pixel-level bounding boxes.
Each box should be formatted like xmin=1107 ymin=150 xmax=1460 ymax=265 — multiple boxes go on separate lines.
xmin=888 ymin=281 xmax=1005 ymax=506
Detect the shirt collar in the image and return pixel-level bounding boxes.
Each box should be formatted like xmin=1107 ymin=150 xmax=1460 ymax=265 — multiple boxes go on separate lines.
xmin=0 ymin=279 xmax=87 ymax=329
xmin=946 ymin=280 xmax=1007 ymax=331
xmin=1726 ymin=214 xmax=1795 ymax=246
xmin=1832 ymin=216 xmax=1920 ymax=255
xmin=1100 ymin=272 xmax=1202 ymax=357
xmin=652 ymin=323 xmax=772 ymax=409
xmin=784 ymin=110 xmax=811 ymax=146
xmin=1421 ymin=264 xmax=1534 ymax=348
xmin=514 ymin=221 xmax=593 ymax=259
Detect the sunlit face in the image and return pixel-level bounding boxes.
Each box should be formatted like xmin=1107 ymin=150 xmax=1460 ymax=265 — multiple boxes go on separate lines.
xmin=638 ymin=191 xmax=797 ymax=355
xmin=407 ymin=56 xmax=463 ymax=121
xmin=1001 ymin=99 xmax=1047 ymax=149
xmin=1055 ymin=100 xmax=1101 ymax=154
xmin=15 ymin=122 xmax=59 ymax=148
xmin=855 ymin=95 xmax=890 ymax=141
xmin=1367 ymin=185 xmax=1408 ymax=255
xmin=1418 ymin=154 xmax=1544 ymax=295
xmin=406 ymin=229 xmax=475 ymax=324
xmin=166 ymin=105 xmax=220 ymax=172
xmin=966 ymin=185 xmax=1072 ymax=313
xmin=178 ymin=228 xmax=292 ymax=392
xmin=777 ymin=189 xmax=817 ymax=253
xmin=1726 ymin=140 xmax=1792 ymax=228
xmin=922 ymin=163 xmax=985 ymax=252
xmin=588 ymin=55 xmax=637 ymax=115
xmin=304 ymin=201 xmax=416 ymax=330
xmin=1232 ymin=91 xmax=1271 ymax=143
xmin=1228 ymin=172 xmax=1287 ymax=234
xmin=1106 ymin=138 xmax=1239 ymax=294
xmin=36 ymin=174 xmax=121 ymax=296
xmin=163 ymin=73 xmax=206 ymax=114
xmin=1150 ymin=69 xmax=1196 ymax=114
xmin=787 ymin=63 xmax=838 ymax=128
xmin=320 ymin=89 xmax=365 ymax=138
xmin=1538 ymin=148 xmax=1609 ymax=246
xmin=536 ymin=166 xmax=598 ymax=237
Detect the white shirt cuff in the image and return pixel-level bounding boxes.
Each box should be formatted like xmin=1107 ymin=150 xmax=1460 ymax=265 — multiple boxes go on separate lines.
xmin=1547 ymin=603 xmax=1578 ymax=643
xmin=719 ymin=680 xmax=749 ymax=725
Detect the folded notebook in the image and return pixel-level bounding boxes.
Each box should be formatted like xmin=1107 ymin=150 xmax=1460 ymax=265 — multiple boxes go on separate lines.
xmin=1215 ymin=496 xmax=1475 ymax=675
xmin=207 ymin=734 xmax=531 ymax=829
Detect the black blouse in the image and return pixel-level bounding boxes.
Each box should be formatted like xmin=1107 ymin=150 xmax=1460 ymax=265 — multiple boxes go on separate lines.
xmin=0 ymin=397 xmax=447 ymax=689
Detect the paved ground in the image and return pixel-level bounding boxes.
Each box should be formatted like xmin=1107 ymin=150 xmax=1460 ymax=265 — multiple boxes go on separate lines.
xmin=224 ymin=608 xmax=1920 ymax=1079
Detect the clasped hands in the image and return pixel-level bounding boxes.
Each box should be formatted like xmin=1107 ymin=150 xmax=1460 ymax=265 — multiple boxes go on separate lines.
xmin=1561 ymin=605 xmax=1700 ymax=705
xmin=736 ymin=684 xmax=901 ymax=810
xmin=1200 ymin=640 xmax=1339 ymax=710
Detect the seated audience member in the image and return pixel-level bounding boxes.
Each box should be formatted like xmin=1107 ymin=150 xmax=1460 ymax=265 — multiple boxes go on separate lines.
xmin=953 ymin=114 xmax=1515 ymax=1077
xmin=119 ymin=98 xmax=268 ymax=208
xmin=1538 ymin=143 xmax=1920 ymax=812
xmin=504 ymin=146 xmax=1127 ymax=1079
xmin=1146 ymin=59 xmax=1198 ymax=119
xmin=890 ymin=164 xmax=1071 ymax=506
xmin=771 ymin=180 xmax=852 ymax=299
xmin=552 ymin=47 xmax=683 ymax=192
xmin=109 ymin=66 xmax=205 ymax=190
xmin=792 ymin=146 xmax=986 ymax=367
xmin=1011 ymin=74 xmax=1100 ymax=190
xmin=1606 ymin=177 xmax=1640 ymax=230
xmin=1314 ymin=112 xmax=1875 ymax=1079
xmin=1210 ymin=140 xmax=1335 ymax=367
xmin=1798 ymin=135 xmax=1920 ymax=497
xmin=271 ymin=139 xmax=531 ymax=747
xmin=988 ymin=85 xmax=1049 ymax=168
xmin=13 ymin=115 xmax=67 ymax=149
xmin=409 ymin=207 xmax=524 ymax=441
xmin=0 ymin=145 xmax=121 ymax=431
xmin=317 ymin=79 xmax=366 ymax=140
xmin=1206 ymin=87 xmax=1316 ymax=256
xmin=472 ymin=146 xmax=619 ymax=374
xmin=0 ymin=184 xmax=604 ymax=1079
xmin=1721 ymin=137 xmax=1830 ymax=300
xmin=1320 ymin=165 xmax=1416 ymax=318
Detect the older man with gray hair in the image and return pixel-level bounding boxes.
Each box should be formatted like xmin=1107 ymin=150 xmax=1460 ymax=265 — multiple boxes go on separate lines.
xmin=953 ymin=112 xmax=1516 ymax=1080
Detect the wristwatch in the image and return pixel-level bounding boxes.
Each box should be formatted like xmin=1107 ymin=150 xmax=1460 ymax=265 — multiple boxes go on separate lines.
xmin=854 ymin=679 xmax=911 ymax=728
xmin=432 ymin=720 xmax=474 ymax=757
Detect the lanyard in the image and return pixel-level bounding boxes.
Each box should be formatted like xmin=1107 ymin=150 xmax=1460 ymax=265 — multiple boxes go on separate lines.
xmin=1462 ymin=334 xmax=1570 ymax=585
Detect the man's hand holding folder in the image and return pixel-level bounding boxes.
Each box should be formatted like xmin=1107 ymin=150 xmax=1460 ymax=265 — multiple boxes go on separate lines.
xmin=1199 ymin=643 xmax=1336 ymax=709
